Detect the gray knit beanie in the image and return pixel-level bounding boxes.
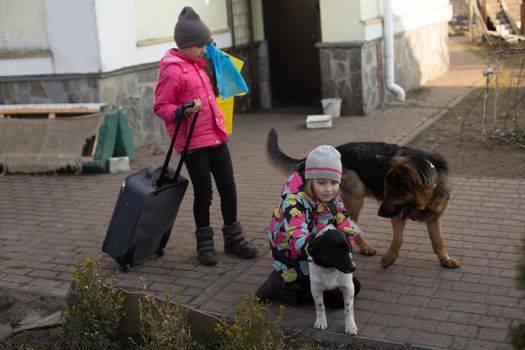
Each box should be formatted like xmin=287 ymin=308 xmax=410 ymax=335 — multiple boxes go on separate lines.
xmin=174 ymin=7 xmax=211 ymax=48
xmin=305 ymin=145 xmax=342 ymax=183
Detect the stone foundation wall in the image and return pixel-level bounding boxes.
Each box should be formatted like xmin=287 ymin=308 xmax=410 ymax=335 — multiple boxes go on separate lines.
xmin=100 ymin=65 xmax=164 ymax=147
xmin=0 ymin=64 xmax=165 ymax=148
xmin=318 ymin=42 xmax=365 ymax=116
xmin=318 ymin=21 xmax=450 ymax=116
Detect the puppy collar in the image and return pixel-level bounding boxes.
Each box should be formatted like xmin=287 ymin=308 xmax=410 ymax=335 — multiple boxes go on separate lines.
xmin=305 ymin=242 xmax=310 ymax=256
xmin=425 ymin=159 xmax=435 ymax=169
xmin=305 ymin=242 xmax=314 ymax=262
xmin=425 ymin=159 xmax=438 ymax=188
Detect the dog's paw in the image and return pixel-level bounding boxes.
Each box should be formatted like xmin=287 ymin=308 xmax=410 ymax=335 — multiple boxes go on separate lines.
xmin=440 ymin=256 xmax=460 ymax=269
xmin=345 ymin=322 xmax=358 ymax=335
xmin=355 ymin=235 xmax=377 ymax=256
xmin=314 ymin=318 xmax=327 ymax=330
xmin=380 ymin=251 xmax=398 ymax=268
xmin=360 ymin=245 xmax=377 ymax=256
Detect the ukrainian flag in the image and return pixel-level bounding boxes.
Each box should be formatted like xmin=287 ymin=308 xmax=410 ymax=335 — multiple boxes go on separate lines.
xmin=205 ymin=43 xmax=249 ymax=134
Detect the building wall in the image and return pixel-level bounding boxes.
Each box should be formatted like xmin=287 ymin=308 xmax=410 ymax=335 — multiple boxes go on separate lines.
xmin=0 ymin=0 xmax=452 ymax=145
xmin=0 ymin=0 xmax=48 ymax=51
xmin=318 ymin=42 xmax=365 ymax=115
xmin=0 ymin=0 xmax=101 ymax=75
xmin=319 ymin=0 xmax=452 ymax=42
xmin=0 ymin=44 xmax=258 ymax=148
xmin=0 ymin=0 xmax=232 ymax=76
xmin=316 ymin=0 xmax=451 ymax=115
xmin=0 ymin=0 xmax=248 ymax=148
xmin=319 ymin=0 xmax=365 ymax=41
xmin=362 ymin=22 xmax=450 ymax=114
xmin=319 ymin=20 xmax=449 ymax=115
xmin=134 ymin=0 xmax=228 ymax=44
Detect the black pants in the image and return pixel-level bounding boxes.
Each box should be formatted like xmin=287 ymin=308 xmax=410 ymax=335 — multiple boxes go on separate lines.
xmin=184 ymin=144 xmax=237 ymax=229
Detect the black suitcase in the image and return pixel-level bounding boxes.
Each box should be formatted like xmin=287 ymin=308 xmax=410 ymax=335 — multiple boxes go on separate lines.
xmin=102 ymin=102 xmax=198 ymax=272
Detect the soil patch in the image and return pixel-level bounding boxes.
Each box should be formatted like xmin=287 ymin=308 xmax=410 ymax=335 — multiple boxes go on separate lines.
xmin=1 ymin=289 xmax=65 ymax=349
xmin=408 ymin=42 xmax=525 ymax=178
xmin=0 ymin=289 xmax=64 ymax=326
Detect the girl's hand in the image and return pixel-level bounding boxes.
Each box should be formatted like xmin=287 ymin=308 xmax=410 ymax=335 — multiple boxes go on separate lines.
xmin=185 ymin=99 xmax=202 ymax=115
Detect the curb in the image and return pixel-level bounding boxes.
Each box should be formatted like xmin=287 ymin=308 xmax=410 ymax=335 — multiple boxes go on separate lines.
xmin=286 ymin=325 xmax=447 ymax=350
xmin=398 ymin=84 xmax=481 ymax=147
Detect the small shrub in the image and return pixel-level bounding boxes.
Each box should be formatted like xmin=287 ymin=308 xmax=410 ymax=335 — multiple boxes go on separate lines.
xmin=512 ymin=325 xmax=525 ymax=350
xmin=132 ymin=278 xmax=194 ymax=350
xmin=509 ymin=127 xmax=525 ymax=144
xmin=13 ymin=346 xmax=37 ymax=350
xmin=57 ymin=255 xmax=124 ymax=349
xmin=215 ymin=293 xmax=286 ymax=350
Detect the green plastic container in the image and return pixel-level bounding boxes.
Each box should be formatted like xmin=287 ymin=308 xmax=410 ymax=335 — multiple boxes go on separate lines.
xmin=82 ymin=106 xmax=135 ymax=173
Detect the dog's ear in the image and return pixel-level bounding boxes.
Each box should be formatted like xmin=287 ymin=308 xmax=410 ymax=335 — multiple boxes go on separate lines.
xmin=375 ymin=155 xmax=392 ymax=168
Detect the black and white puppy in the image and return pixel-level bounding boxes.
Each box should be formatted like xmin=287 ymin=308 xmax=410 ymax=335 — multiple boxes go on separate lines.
xmin=306 ymin=226 xmax=358 ymax=335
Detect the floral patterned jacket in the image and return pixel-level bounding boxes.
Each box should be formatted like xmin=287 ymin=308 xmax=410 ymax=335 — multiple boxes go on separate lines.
xmin=268 ymin=163 xmax=357 ymax=283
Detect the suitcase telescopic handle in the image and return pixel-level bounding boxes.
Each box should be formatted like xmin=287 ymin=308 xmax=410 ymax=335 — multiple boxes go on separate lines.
xmin=157 ymin=101 xmax=198 ymax=187
xmin=173 ymin=108 xmax=199 ymax=182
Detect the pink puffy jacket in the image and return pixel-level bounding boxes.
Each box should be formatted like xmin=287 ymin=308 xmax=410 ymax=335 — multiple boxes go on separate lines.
xmin=153 ymin=49 xmax=228 ymax=153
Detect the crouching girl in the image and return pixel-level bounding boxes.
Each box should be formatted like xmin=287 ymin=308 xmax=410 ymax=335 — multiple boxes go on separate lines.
xmin=256 ymin=145 xmax=361 ymax=307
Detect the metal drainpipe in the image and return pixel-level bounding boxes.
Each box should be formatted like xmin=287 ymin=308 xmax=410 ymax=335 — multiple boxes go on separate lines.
xmin=247 ymin=0 xmax=259 ymax=110
xmin=521 ymin=0 xmax=525 ymax=35
xmin=227 ymin=0 xmax=236 ymax=48
xmin=383 ymin=0 xmax=406 ymax=101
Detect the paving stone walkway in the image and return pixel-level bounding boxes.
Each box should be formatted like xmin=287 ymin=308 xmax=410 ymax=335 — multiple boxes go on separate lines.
xmin=1 ymin=37 xmax=524 ymax=349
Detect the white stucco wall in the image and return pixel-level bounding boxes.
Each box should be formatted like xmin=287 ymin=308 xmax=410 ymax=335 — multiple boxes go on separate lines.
xmin=134 ymin=0 xmax=228 ymax=42
xmin=320 ymin=0 xmax=452 ymax=42
xmin=0 ymin=0 xmax=101 ymax=75
xmin=320 ymin=0 xmax=364 ymax=42
xmin=0 ymin=0 xmax=48 ymax=50
xmin=0 ymin=0 xmax=53 ymax=75
xmin=360 ymin=1 xmax=381 ymax=21
xmin=0 ymin=0 xmax=232 ymax=76
xmin=392 ymin=0 xmax=451 ymax=16
xmin=45 ymin=0 xmax=101 ymax=74
xmin=95 ymin=0 xmax=231 ymax=72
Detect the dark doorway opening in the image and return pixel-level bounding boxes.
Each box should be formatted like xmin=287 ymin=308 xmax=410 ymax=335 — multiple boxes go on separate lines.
xmin=262 ymin=0 xmax=322 ymax=107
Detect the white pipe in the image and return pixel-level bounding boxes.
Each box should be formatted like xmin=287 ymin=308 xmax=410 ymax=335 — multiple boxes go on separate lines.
xmin=383 ymin=0 xmax=406 ymax=101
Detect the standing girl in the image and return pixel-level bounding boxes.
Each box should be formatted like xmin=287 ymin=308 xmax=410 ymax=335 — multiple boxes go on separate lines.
xmin=256 ymin=145 xmax=360 ymax=306
xmin=153 ymin=6 xmax=257 ymax=265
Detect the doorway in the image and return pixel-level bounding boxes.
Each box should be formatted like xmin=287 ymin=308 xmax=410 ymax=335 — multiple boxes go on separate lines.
xmin=262 ymin=0 xmax=322 ymax=107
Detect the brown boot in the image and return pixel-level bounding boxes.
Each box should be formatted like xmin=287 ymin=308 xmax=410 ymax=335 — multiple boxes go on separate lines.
xmin=195 ymin=227 xmax=217 ymax=265
xmin=222 ymin=221 xmax=257 ymax=259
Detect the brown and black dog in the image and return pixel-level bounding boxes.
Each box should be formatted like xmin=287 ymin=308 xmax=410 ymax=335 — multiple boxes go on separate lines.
xmin=267 ymin=128 xmax=459 ymax=269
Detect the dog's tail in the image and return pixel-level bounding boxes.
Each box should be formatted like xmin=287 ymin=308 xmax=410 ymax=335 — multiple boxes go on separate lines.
xmin=266 ymin=128 xmax=305 ymax=174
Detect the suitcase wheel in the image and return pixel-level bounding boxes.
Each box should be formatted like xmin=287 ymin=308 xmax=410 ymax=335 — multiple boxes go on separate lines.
xmin=156 ymin=249 xmax=164 ymax=257
xmin=121 ymin=263 xmax=131 ymax=273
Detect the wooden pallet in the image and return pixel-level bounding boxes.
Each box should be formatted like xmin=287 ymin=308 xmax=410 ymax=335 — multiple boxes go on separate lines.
xmin=0 ymin=103 xmax=105 ymax=119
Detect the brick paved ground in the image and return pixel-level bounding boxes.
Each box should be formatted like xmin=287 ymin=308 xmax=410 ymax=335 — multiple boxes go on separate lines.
xmin=1 ymin=37 xmax=524 ymax=349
